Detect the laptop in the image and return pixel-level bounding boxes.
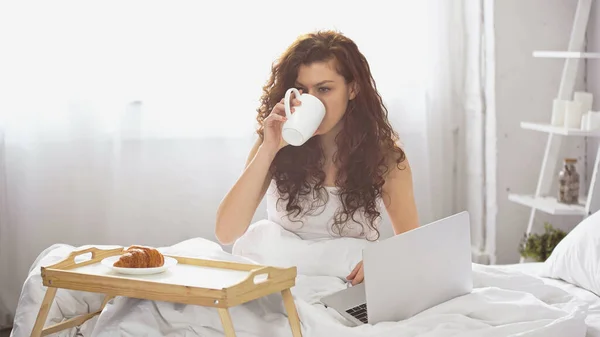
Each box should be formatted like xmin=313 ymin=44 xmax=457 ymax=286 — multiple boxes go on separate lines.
xmin=320 ymin=211 xmax=473 ymax=325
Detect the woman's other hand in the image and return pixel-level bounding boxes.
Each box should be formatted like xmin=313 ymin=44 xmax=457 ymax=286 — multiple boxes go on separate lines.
xmin=347 ymin=260 xmax=364 ymax=285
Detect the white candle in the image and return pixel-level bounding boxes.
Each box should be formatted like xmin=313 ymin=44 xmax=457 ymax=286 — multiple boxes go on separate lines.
xmin=581 ymin=112 xmax=590 ymax=130
xmin=552 ymin=99 xmax=568 ymax=126
xmin=591 ymin=111 xmax=600 ymax=130
xmin=574 ymin=92 xmax=593 ymax=114
xmin=564 ymin=100 xmax=583 ymax=128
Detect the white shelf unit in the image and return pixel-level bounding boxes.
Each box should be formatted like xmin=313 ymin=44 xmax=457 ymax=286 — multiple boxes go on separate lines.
xmin=520 ymin=122 xmax=600 ymax=137
xmin=508 ymin=194 xmax=587 ymax=216
xmin=511 ymin=0 xmax=600 ymax=263
xmin=533 ymin=51 xmax=600 ymax=59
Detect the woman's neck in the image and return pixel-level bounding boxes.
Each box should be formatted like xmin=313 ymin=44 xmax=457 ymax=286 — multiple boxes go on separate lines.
xmin=319 ymin=122 xmax=343 ymax=160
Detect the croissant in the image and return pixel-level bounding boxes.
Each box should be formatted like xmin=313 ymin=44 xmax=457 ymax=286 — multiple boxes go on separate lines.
xmin=113 ymin=246 xmax=165 ymax=268
xmin=129 ymin=245 xmax=164 ymax=267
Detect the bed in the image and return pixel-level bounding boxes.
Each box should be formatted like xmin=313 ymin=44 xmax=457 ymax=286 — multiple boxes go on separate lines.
xmin=9 ymin=211 xmax=600 ymax=337
xmin=496 ymin=263 xmax=600 ymax=337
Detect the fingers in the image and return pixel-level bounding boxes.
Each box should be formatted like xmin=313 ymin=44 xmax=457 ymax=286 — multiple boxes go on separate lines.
xmin=265 ymin=113 xmax=287 ymax=124
xmin=290 ymin=98 xmax=301 ymax=113
xmin=272 ymin=102 xmax=287 ymax=117
xmin=280 ymin=97 xmax=301 ymax=105
xmin=347 ymin=261 xmax=365 ymax=285
xmin=278 ymin=97 xmax=302 ymax=112
xmin=346 ymin=266 xmax=357 ymax=280
xmin=347 ymin=261 xmax=361 ymax=280
xmin=351 ymin=268 xmax=364 ymax=285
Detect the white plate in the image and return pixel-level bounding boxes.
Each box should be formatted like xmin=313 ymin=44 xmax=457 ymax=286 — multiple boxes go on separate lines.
xmin=101 ymin=255 xmax=178 ymax=275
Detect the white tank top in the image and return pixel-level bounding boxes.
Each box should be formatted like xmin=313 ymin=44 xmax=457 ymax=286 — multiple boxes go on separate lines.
xmin=266 ymin=180 xmax=381 ymax=241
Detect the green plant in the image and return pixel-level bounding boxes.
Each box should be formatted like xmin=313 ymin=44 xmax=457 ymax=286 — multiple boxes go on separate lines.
xmin=519 ymin=223 xmax=567 ymax=262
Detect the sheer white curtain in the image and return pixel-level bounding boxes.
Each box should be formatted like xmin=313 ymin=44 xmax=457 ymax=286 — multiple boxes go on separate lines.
xmin=0 ymin=0 xmax=486 ymax=328
xmin=422 ymin=1 xmax=491 ymax=263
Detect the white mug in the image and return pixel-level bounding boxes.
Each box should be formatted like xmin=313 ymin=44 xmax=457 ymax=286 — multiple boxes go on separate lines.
xmin=282 ymin=88 xmax=326 ymax=146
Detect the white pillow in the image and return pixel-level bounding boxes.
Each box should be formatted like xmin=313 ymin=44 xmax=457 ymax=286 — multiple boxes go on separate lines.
xmin=540 ymin=209 xmax=600 ymax=296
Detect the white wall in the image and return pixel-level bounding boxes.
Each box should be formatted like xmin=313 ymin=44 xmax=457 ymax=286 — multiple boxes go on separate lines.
xmin=586 ymin=0 xmax=600 ymax=214
xmin=493 ymin=0 xmax=588 ymax=264
xmin=589 ymin=2 xmax=599 ymax=108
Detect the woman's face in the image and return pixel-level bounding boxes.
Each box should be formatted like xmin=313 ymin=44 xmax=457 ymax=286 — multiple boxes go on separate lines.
xmin=294 ymin=59 xmax=357 ymax=136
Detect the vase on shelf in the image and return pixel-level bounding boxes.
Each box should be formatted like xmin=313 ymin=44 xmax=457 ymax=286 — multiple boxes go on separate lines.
xmin=558 ymin=158 xmax=579 ymax=204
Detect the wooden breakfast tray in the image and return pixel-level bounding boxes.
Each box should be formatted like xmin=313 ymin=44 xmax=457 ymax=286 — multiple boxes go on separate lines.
xmin=31 ymin=247 xmax=302 ymax=337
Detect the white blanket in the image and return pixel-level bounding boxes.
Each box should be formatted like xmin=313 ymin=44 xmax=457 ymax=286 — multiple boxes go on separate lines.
xmin=11 ymin=220 xmax=589 ymax=337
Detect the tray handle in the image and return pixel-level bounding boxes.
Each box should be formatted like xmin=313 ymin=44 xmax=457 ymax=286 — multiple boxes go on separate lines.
xmin=240 ymin=266 xmax=286 ymax=287
xmin=44 ymin=247 xmax=125 ymax=271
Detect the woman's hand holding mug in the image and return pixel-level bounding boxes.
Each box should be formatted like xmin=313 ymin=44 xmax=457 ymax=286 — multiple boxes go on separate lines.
xmin=261 ymin=87 xmax=326 ymax=154
xmin=261 ymin=91 xmax=302 ymax=154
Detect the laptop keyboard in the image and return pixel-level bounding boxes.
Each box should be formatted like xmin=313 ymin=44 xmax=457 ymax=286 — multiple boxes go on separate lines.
xmin=346 ymin=303 xmax=368 ymax=323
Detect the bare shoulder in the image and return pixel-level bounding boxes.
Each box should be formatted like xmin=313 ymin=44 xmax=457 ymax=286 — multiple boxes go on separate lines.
xmin=382 ymin=150 xmax=412 ymax=200
xmin=380 ymin=141 xmax=413 ymax=202
xmin=383 ymin=142 xmax=410 ymax=180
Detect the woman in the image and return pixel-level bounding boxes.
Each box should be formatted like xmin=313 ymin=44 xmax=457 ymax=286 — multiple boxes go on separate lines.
xmin=216 ymin=30 xmax=419 ymax=285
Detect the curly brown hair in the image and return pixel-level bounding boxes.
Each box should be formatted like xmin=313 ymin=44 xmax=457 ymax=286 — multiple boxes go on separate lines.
xmin=256 ymin=30 xmax=406 ymax=240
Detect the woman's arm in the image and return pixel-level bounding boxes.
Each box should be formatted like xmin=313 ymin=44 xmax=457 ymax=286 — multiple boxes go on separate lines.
xmin=215 ymin=139 xmax=276 ymax=245
xmin=382 ymin=156 xmax=420 ymax=234
xmin=347 ymin=155 xmax=419 ymax=285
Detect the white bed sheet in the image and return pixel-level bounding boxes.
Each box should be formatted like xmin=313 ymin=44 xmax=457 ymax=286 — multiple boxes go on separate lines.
xmin=495 ymin=262 xmax=600 ymax=337
xmin=10 ymin=223 xmax=592 ymax=337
